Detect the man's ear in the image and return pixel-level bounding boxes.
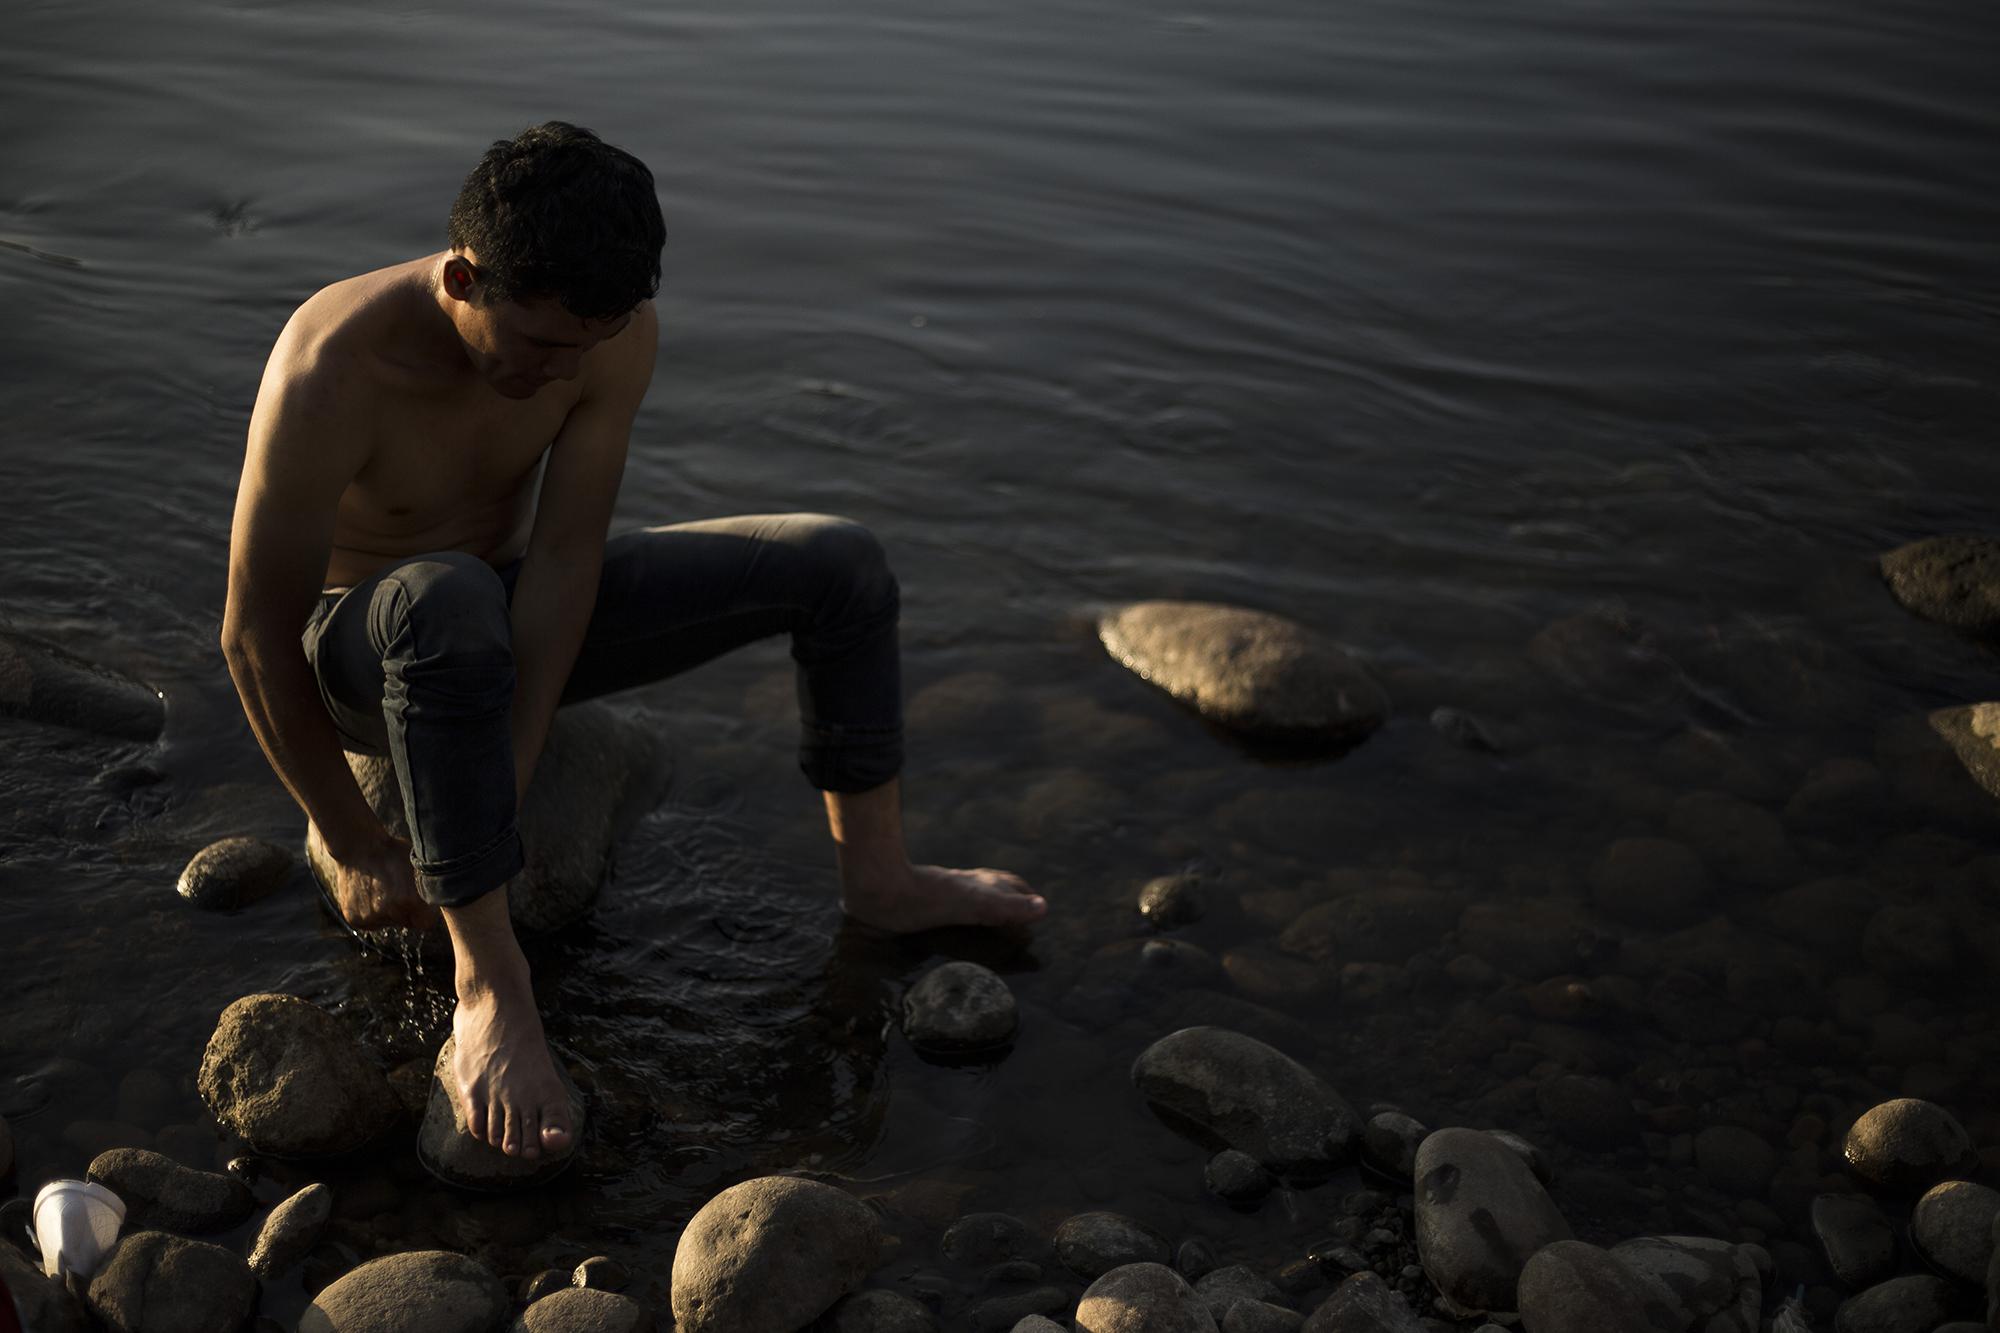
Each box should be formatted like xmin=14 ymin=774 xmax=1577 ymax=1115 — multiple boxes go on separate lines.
xmin=442 ymin=255 xmax=480 ymax=304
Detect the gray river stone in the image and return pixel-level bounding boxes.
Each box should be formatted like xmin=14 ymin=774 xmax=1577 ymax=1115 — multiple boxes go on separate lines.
xmin=417 ymin=1035 xmax=583 ymax=1190
xmin=87 ymin=1148 xmax=253 ymax=1233
xmin=1609 ymin=1236 xmax=1760 ymax=1333
xmin=247 ymin=1182 xmax=332 ymax=1278
xmin=1879 ymin=535 xmax=2000 ymax=637
xmin=1299 ymin=1272 xmax=1423 ymax=1332
xmin=1097 ymin=601 xmax=1388 ymax=748
xmin=300 ymin=1250 xmax=509 ymax=1333
xmin=86 ymin=1231 xmax=258 ymax=1333
xmin=1929 ymin=702 xmax=2000 ymax=803
xmin=1204 ymin=1150 xmax=1273 ymax=1204
xmin=572 ymin=1256 xmax=628 ymax=1291
xmin=1810 ymin=1194 xmax=1898 ymax=1290
xmin=1587 ymin=836 xmax=1712 ymax=929
xmin=901 ymin=961 xmax=1018 ymax=1053
xmin=510 ymin=1287 xmax=652 ymax=1333
xmin=1413 ymin=1128 xmax=1572 ymax=1313
xmin=1075 ymin=1262 xmax=1220 ymax=1333
xmin=176 ymin=837 xmax=294 ymax=911
xmin=1192 ymin=1265 xmax=1284 ymax=1324
xmin=1831 ymin=1274 xmax=1953 ymax=1333
xmin=1057 ymin=1212 xmax=1171 ymax=1280
xmin=1130 ymin=1027 xmax=1360 ymax=1177
xmin=1841 ymin=1098 xmax=1977 ymax=1191
xmin=0 ymin=630 xmax=164 ymax=742
xmin=197 ymin=992 xmax=400 ymax=1156
xmin=307 ymin=699 xmax=666 ymax=943
xmin=823 ymin=1289 xmax=936 ymax=1332
xmin=671 ymin=1176 xmax=884 ymax=1332
xmin=1910 ymin=1179 xmax=2000 ymax=1285
xmin=1360 ymin=1111 xmax=1428 ymax=1181
xmin=1515 ymin=1241 xmax=1675 ymax=1333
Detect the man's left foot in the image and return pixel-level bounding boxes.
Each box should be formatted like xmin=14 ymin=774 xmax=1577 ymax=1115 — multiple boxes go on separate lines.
xmin=842 ymin=864 xmax=1047 ymax=933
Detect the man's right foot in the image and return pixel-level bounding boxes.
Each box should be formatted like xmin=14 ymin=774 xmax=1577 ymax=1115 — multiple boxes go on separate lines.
xmin=450 ymin=980 xmax=574 ymax=1160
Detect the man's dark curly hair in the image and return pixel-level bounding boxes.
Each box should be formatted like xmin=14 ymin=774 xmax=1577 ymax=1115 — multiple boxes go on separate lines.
xmin=447 ymin=122 xmax=666 ymax=321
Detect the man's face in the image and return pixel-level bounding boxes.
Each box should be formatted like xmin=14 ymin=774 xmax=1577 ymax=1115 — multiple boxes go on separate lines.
xmin=469 ymin=296 xmax=633 ymax=399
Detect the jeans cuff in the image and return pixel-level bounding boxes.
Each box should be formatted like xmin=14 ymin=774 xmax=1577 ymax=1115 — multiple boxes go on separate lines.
xmin=800 ymin=722 xmax=904 ymax=793
xmin=414 ymin=826 xmax=526 ymax=907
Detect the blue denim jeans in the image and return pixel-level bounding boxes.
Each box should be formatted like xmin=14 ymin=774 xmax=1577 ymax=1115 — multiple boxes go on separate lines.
xmin=301 ymin=513 xmax=903 ymax=907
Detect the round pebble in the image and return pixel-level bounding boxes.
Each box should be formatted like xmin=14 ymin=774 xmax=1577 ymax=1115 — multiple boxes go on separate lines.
xmin=902 ymin=962 xmax=1018 ymax=1053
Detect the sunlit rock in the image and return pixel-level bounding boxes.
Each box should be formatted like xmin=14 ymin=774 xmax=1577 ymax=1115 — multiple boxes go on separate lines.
xmin=510 ymin=1288 xmax=652 ymax=1333
xmin=417 ymin=1035 xmax=582 ymax=1190
xmin=248 ymin=1182 xmax=332 ymax=1279
xmin=1842 ymin=1098 xmax=1977 ymax=1192
xmin=1514 ymin=1241 xmax=1673 ymax=1332
xmin=300 ymin=1250 xmax=509 ymax=1333
xmin=86 ymin=1148 xmax=253 ymax=1233
xmin=197 ymin=993 xmax=399 ymax=1157
xmin=1056 ymin=1212 xmax=1171 ymax=1280
xmin=1879 ymin=535 xmax=2000 ymax=637
xmin=670 ymin=1176 xmax=884 ymax=1332
xmin=86 ymin=1232 xmax=258 ymax=1333
xmin=1075 ymin=1263 xmax=1218 ymax=1333
xmin=1909 ymin=1180 xmax=2000 ymax=1285
xmin=176 ymin=837 xmax=294 ymax=911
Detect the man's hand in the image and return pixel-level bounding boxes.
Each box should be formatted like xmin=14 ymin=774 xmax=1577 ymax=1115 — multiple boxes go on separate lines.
xmin=309 ymin=825 xmax=440 ymax=931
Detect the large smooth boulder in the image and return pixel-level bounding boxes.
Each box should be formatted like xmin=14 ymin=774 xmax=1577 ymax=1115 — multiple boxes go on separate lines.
xmin=176 ymin=837 xmax=294 ymax=911
xmin=86 ymin=1148 xmax=253 ymax=1233
xmin=417 ymin=1035 xmax=582 ymax=1190
xmin=1075 ymin=1263 xmax=1219 ymax=1333
xmin=247 ymin=1182 xmax=333 ymax=1279
xmin=901 ymin=962 xmax=1018 ymax=1054
xmin=1610 ymin=1236 xmax=1760 ymax=1333
xmin=1832 ymin=1274 xmax=1953 ymax=1333
xmin=85 ymin=1232 xmax=257 ymax=1333
xmin=300 ymin=1250 xmax=509 ymax=1333
xmin=1131 ymin=1027 xmax=1359 ymax=1177
xmin=509 ymin=1288 xmax=652 ymax=1333
xmin=1301 ymin=1272 xmax=1423 ymax=1331
xmin=1879 ymin=536 xmax=2000 ymax=637
xmin=0 ymin=630 xmax=164 ymax=742
xmin=671 ymin=1176 xmax=885 ymax=1332
xmin=1910 ymin=1180 xmax=2000 ymax=1285
xmin=197 ymin=993 xmax=399 ymax=1156
xmin=307 ymin=699 xmax=667 ymax=942
xmin=1515 ymin=1241 xmax=1674 ymax=1332
xmin=1413 ymin=1128 xmax=1571 ymax=1313
xmin=1097 ymin=601 xmax=1388 ymax=749
xmin=1842 ymin=1098 xmax=1977 ymax=1191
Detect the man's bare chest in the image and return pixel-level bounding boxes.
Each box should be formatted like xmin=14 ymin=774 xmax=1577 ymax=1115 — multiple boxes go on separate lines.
xmin=347 ymin=390 xmax=575 ymax=518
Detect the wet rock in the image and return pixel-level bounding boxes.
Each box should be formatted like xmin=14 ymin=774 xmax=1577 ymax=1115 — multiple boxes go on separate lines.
xmin=87 ymin=1148 xmax=253 ymax=1234
xmin=1413 ymin=1128 xmax=1572 ymax=1313
xmin=1515 ymin=1241 xmax=1673 ymax=1332
xmin=1278 ymin=887 xmax=1459 ymax=965
xmin=1485 ymin=1129 xmax=1553 ymax=1185
xmin=1192 ymin=1265 xmax=1284 ymax=1323
xmin=1075 ymin=1262 xmax=1219 ymax=1333
xmin=1929 ymin=702 xmax=2000 ymax=806
xmin=1784 ymin=759 xmax=1889 ymax=834
xmin=1299 ymin=1271 xmax=1422 ymax=1331
xmin=1139 ymin=873 xmax=1207 ymax=930
xmin=821 ymin=1289 xmax=934 ymax=1332
xmin=511 ymin=1287 xmax=651 ymax=1333
xmin=176 ymin=837 xmax=293 ymax=911
xmin=572 ymin=1255 xmax=629 ymax=1291
xmin=1056 ymin=1213 xmax=1170 ymax=1280
xmin=1131 ymin=1027 xmax=1360 ymax=1177
xmin=1610 ymin=1236 xmax=1760 ymax=1333
xmin=1694 ymin=1125 xmax=1776 ymax=1197
xmin=417 ymin=1035 xmax=582 ymax=1189
xmin=197 ymin=993 xmax=399 ymax=1157
xmin=1176 ymin=1240 xmax=1219 ymax=1282
xmin=1526 ymin=604 xmax=1680 ymax=714
xmin=1875 ymin=712 xmax=2000 ymax=834
xmin=300 ymin=1250 xmax=509 ymax=1333
xmin=670 ymin=1176 xmax=885 ymax=1332
xmin=1861 ymin=903 xmax=1956 ymax=980
xmin=86 ymin=1231 xmax=258 ymax=1333
xmin=1587 ymin=837 xmax=1712 ymax=929
xmin=1534 ymin=1076 xmax=1639 ymax=1151
xmin=308 ymin=699 xmax=666 ymax=941
xmin=1222 ymin=1301 xmax=1302 ymax=1333
xmin=247 ymin=1182 xmax=332 ymax=1279
xmin=1455 ymin=899 xmax=1614 ymax=981
xmin=1668 ymin=791 xmax=1797 ymax=886
xmin=1360 ymin=1112 xmax=1427 ymax=1182
xmin=1879 ymin=536 xmax=2000 ymax=637
xmin=521 ymin=1271 xmax=570 ymax=1305
xmin=1429 ymin=706 xmax=1501 ymax=753
xmin=1831 ymin=1274 xmax=1953 ymax=1333
xmin=1910 ymin=1179 xmax=2000 ymax=1285
xmin=1842 ymin=1098 xmax=1977 ymax=1192
xmin=0 ymin=630 xmax=164 ymax=742
xmin=943 ymin=1214 xmax=1040 ymax=1268
xmin=1203 ymin=1150 xmax=1273 ymax=1205
xmin=0 ymin=1239 xmax=87 ymax=1333
xmin=1810 ymin=1194 xmax=1897 ymax=1289
xmin=1220 ymin=947 xmax=1328 ymax=1007
xmin=902 ymin=962 xmax=1018 ymax=1054
xmin=1097 ymin=601 xmax=1389 ymax=749
xmin=971 ymin=1288 xmax=1071 ymax=1332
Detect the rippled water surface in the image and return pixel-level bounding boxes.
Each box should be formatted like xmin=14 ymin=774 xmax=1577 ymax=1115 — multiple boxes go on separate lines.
xmin=3 ymin=0 xmax=1998 ymax=1323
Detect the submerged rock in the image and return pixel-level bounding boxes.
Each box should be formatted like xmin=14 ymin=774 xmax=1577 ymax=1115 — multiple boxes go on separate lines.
xmin=821 ymin=1289 xmax=934 ymax=1332
xmin=670 ymin=1176 xmax=884 ymax=1332
xmin=1075 ymin=1262 xmax=1219 ymax=1333
xmin=1842 ymin=1098 xmax=1976 ymax=1192
xmin=197 ymin=993 xmax=399 ymax=1157
xmin=1131 ymin=1027 xmax=1360 ymax=1177
xmin=901 ymin=961 xmax=1018 ymax=1054
xmin=86 ymin=1231 xmax=258 ymax=1333
xmin=1413 ymin=1128 xmax=1571 ymax=1314
xmin=86 ymin=1148 xmax=253 ymax=1234
xmin=1587 ymin=837 xmax=1712 ymax=929
xmin=510 ymin=1288 xmax=652 ymax=1333
xmin=1879 ymin=535 xmax=2000 ymax=637
xmin=300 ymin=1250 xmax=508 ymax=1333
xmin=1097 ymin=601 xmax=1388 ymax=749
xmin=176 ymin=837 xmax=294 ymax=911
xmin=1139 ymin=872 xmax=1208 ymax=930
xmin=0 ymin=629 xmax=164 ymax=742
xmin=247 ymin=1182 xmax=333 ymax=1279
xmin=417 ymin=1035 xmax=582 ymax=1190
xmin=307 ymin=699 xmax=666 ymax=942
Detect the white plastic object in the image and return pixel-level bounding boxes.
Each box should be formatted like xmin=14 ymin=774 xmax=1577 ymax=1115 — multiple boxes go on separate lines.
xmin=30 ymin=1180 xmax=125 ymax=1280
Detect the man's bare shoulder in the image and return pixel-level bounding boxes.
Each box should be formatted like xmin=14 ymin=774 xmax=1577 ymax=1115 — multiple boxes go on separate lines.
xmin=266 ymin=256 xmax=439 ymax=393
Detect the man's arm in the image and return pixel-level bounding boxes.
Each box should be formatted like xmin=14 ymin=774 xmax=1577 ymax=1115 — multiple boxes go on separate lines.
xmin=504 ymin=302 xmax=659 ymax=804
xmin=220 ymin=320 xmax=431 ymax=928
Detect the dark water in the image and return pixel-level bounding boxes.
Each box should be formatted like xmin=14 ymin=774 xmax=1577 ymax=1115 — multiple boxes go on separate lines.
xmin=4 ymin=0 xmax=1999 ymax=1323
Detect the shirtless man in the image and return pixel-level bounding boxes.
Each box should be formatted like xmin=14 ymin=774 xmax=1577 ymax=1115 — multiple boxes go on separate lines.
xmin=221 ymin=122 xmax=1046 ymax=1164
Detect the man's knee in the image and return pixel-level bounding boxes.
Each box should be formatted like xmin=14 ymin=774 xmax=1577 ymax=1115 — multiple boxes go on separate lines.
xmin=375 ymin=552 xmax=513 ymax=660
xmin=793 ymin=515 xmax=898 ymax=616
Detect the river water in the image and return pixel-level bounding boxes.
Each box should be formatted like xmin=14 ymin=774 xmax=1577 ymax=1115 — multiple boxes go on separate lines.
xmin=3 ymin=0 xmax=1997 ymax=1325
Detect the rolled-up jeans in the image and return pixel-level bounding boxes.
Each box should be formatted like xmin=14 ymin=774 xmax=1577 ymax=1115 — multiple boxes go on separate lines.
xmin=301 ymin=513 xmax=903 ymax=907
